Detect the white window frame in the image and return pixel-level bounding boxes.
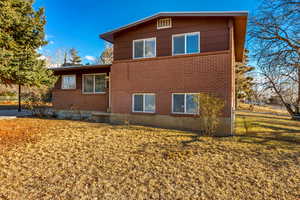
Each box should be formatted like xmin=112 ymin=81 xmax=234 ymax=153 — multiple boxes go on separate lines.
xmin=132 ymin=37 xmax=156 ymax=59
xmin=61 ymin=75 xmax=76 ymax=90
xmin=132 ymin=93 xmax=156 ymax=113
xmin=82 ymin=73 xmax=107 ymax=94
xmin=171 ymin=93 xmax=199 ymax=114
xmin=172 ymin=32 xmax=200 ymax=56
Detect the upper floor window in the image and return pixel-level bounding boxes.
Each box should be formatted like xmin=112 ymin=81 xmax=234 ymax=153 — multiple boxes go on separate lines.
xmin=133 ymin=38 xmax=156 ymax=59
xmin=157 ymin=18 xmax=172 ymax=29
xmin=83 ymin=73 xmax=106 ymax=94
xmin=172 ymin=32 xmax=200 ymax=55
xmin=61 ymin=75 xmax=76 ymax=89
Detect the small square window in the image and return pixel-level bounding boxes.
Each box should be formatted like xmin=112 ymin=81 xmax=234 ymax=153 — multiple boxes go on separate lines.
xmin=61 ymin=75 xmax=76 ymax=89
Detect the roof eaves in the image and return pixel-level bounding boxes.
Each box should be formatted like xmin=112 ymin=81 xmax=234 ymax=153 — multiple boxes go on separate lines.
xmin=99 ymin=11 xmax=248 ymax=43
xmin=50 ymin=64 xmax=111 ymax=71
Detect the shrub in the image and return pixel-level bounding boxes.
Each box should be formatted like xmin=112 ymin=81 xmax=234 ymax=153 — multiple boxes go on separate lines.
xmin=195 ymin=93 xmax=225 ymax=136
xmin=22 ymin=92 xmax=44 ymax=111
xmin=0 ymin=91 xmax=16 ymax=97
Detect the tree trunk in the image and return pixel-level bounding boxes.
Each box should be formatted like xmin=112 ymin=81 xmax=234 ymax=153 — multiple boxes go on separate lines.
xmin=297 ymin=68 xmax=300 ymax=111
xmin=270 ymin=80 xmax=294 ymax=116
xmin=18 ymin=84 xmax=21 ymax=112
xmin=294 ymin=67 xmax=300 ymax=118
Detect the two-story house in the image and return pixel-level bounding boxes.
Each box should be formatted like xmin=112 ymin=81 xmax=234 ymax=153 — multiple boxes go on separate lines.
xmin=52 ymin=12 xmax=248 ymax=135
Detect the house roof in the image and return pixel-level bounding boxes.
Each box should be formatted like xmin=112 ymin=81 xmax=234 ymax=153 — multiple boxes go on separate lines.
xmin=50 ymin=64 xmax=111 ymax=72
xmin=99 ymin=11 xmax=248 ymax=62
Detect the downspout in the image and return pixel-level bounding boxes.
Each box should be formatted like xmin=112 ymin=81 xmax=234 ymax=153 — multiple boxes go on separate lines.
xmin=228 ymin=18 xmax=235 ymax=135
xmin=108 ymin=73 xmax=111 ymax=112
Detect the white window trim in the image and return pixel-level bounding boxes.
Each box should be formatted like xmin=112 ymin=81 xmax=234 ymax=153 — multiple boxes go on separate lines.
xmin=82 ymin=73 xmax=107 ymax=94
xmin=132 ymin=37 xmax=156 ymax=59
xmin=132 ymin=93 xmax=156 ymax=113
xmin=61 ymin=75 xmax=76 ymax=90
xmin=171 ymin=93 xmax=199 ymax=114
xmin=172 ymin=32 xmax=200 ymax=56
xmin=157 ymin=18 xmax=172 ymax=29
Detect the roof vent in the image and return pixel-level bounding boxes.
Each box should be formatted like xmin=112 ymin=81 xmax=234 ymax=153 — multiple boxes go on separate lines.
xmin=157 ymin=18 xmax=172 ymax=29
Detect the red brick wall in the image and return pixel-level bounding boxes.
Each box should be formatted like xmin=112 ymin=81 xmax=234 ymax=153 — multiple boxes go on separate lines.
xmin=52 ymin=68 xmax=110 ymax=112
xmin=52 ymin=89 xmax=109 ymax=111
xmin=111 ymin=51 xmax=233 ymax=117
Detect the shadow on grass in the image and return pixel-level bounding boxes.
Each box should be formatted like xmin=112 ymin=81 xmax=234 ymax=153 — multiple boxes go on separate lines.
xmin=0 ymin=105 xmax=19 ymax=110
xmin=234 ymin=112 xmax=300 ymax=150
xmin=29 ymin=111 xmax=300 ymax=151
xmin=236 ymin=113 xmax=291 ymax=122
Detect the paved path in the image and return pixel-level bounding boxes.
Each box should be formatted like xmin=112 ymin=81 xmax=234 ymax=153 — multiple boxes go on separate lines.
xmin=0 ymin=109 xmax=32 ymax=119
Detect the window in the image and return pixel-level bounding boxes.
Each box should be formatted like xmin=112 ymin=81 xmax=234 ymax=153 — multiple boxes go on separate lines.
xmin=172 ymin=93 xmax=198 ymax=114
xmin=61 ymin=75 xmax=76 ymax=89
xmin=133 ymin=38 xmax=156 ymax=59
xmin=132 ymin=93 xmax=155 ymax=113
xmin=82 ymin=74 xmax=106 ymax=93
xmin=157 ymin=18 xmax=172 ymax=29
xmin=172 ymin=32 xmax=200 ymax=55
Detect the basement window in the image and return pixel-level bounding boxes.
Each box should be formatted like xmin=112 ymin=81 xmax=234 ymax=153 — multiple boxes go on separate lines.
xmin=157 ymin=18 xmax=172 ymax=29
xmin=172 ymin=93 xmax=198 ymax=114
xmin=132 ymin=93 xmax=156 ymax=113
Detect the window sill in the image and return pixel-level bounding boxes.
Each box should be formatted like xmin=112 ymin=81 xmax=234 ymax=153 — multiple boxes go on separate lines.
xmin=82 ymin=92 xmax=106 ymax=95
xmin=131 ymin=112 xmax=156 ymax=115
xmin=132 ymin=56 xmax=156 ymax=60
xmin=172 ymin=52 xmax=200 ymax=56
xmin=61 ymin=88 xmax=77 ymax=91
xmin=170 ymin=113 xmax=199 ymax=117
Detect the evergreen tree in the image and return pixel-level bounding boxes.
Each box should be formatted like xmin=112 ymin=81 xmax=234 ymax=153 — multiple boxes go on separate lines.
xmin=0 ymin=0 xmax=55 ymax=87
xmin=235 ymin=49 xmax=255 ymax=106
xmin=69 ymin=48 xmax=81 ymax=65
xmin=98 ymin=43 xmax=113 ymax=64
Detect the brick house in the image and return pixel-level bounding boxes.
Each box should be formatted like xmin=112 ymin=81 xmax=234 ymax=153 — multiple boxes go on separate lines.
xmin=52 ymin=12 xmax=248 ymax=135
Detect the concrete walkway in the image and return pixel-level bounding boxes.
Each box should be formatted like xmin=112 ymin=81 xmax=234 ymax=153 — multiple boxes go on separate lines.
xmin=0 ymin=109 xmax=32 ymax=119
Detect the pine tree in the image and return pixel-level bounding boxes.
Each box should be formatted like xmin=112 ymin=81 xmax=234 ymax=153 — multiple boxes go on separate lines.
xmin=98 ymin=43 xmax=113 ymax=64
xmin=0 ymin=0 xmax=55 ymax=87
xmin=235 ymin=49 xmax=255 ymax=106
xmin=69 ymin=48 xmax=81 ymax=65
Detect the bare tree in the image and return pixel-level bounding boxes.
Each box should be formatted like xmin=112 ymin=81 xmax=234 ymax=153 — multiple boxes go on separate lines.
xmin=98 ymin=42 xmax=113 ymax=64
xmin=249 ymin=0 xmax=300 ymax=118
xmin=47 ymin=48 xmax=70 ymax=67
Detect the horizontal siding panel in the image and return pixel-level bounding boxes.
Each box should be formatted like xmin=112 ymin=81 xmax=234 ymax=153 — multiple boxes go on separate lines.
xmin=114 ymin=17 xmax=230 ymax=61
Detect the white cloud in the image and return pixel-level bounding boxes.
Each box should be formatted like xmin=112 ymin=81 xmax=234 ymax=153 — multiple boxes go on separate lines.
xmin=84 ymin=55 xmax=97 ymax=62
xmin=48 ymin=41 xmax=54 ymax=45
xmin=38 ymin=55 xmax=47 ymax=60
xmin=45 ymin=34 xmax=54 ymax=40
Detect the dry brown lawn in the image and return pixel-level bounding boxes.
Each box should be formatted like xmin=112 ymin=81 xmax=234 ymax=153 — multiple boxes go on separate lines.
xmin=0 ymin=111 xmax=299 ymax=200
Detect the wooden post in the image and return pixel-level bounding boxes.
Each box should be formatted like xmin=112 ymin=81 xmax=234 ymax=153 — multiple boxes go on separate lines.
xmin=18 ymin=84 xmax=21 ymax=112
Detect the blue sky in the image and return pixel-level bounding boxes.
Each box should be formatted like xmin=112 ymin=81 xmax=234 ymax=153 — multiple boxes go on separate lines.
xmin=34 ymin=0 xmax=260 ymax=64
